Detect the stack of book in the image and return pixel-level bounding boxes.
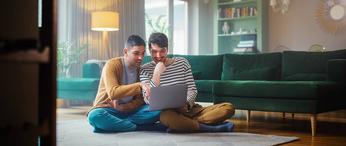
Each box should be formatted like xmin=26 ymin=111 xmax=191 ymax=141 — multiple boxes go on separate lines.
xmin=233 ymin=35 xmax=256 ymax=53
xmin=220 ymin=7 xmax=257 ymax=19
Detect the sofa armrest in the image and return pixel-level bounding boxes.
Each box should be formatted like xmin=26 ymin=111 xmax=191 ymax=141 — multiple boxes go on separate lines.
xmin=83 ymin=63 xmax=101 ymax=78
xmin=327 ymin=59 xmax=346 ymax=82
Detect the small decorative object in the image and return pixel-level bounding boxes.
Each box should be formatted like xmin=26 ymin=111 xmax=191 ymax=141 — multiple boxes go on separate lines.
xmin=270 ymin=0 xmax=290 ymax=14
xmin=250 ymin=28 xmax=256 ymax=33
xmin=222 ymin=22 xmax=230 ymax=34
xmin=309 ymin=44 xmax=326 ymax=52
xmin=243 ymin=29 xmax=249 ymax=34
xmin=316 ymin=0 xmax=346 ymax=35
xmin=237 ymin=28 xmax=243 ymax=34
xmin=330 ymin=5 xmax=345 ymax=20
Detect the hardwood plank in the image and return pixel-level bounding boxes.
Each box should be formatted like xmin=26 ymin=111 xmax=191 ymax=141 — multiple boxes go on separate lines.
xmin=231 ymin=110 xmax=346 ymax=146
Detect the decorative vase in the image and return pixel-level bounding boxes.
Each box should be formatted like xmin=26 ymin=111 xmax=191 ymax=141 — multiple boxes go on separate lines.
xmin=222 ymin=22 xmax=230 ymax=34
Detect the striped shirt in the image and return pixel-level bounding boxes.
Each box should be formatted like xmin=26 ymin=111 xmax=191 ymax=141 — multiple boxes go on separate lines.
xmin=140 ymin=57 xmax=197 ymax=107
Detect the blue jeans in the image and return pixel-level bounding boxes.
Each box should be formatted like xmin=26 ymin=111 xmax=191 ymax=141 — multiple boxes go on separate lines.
xmin=87 ymin=104 xmax=160 ymax=133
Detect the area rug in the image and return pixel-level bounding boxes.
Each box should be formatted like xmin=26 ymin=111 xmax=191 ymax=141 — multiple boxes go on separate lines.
xmin=57 ymin=120 xmax=298 ymax=146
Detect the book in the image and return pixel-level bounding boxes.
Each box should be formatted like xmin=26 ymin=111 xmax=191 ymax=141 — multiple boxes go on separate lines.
xmin=233 ymin=47 xmax=254 ymax=53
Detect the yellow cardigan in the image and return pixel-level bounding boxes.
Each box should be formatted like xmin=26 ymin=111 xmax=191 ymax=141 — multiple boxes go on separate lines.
xmin=88 ymin=57 xmax=144 ymax=114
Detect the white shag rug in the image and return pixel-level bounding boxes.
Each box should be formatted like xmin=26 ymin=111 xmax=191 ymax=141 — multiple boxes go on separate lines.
xmin=57 ymin=120 xmax=298 ymax=146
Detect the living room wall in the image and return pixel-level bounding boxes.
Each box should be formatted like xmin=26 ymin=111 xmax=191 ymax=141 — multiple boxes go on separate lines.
xmin=268 ymin=0 xmax=346 ymax=52
xmin=189 ymin=0 xmax=346 ymax=54
xmin=187 ymin=0 xmax=214 ymax=55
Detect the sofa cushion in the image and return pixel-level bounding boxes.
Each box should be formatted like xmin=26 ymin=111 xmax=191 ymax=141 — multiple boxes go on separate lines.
xmin=58 ymin=78 xmax=100 ymax=90
xmin=192 ymin=71 xmax=202 ymax=80
xmin=213 ymin=80 xmax=344 ymax=99
xmin=57 ymin=78 xmax=100 ymax=100
xmin=214 ymin=96 xmax=319 ymax=113
xmin=58 ymin=90 xmax=98 ymax=101
xmin=195 ymin=80 xmax=219 ymax=102
xmin=83 ymin=63 xmax=101 ymax=78
xmin=195 ymin=80 xmax=218 ymax=93
xmin=222 ymin=53 xmax=282 ymax=80
xmin=196 ymin=92 xmax=214 ymax=102
xmin=225 ymin=67 xmax=278 ymax=80
xmin=283 ymin=73 xmax=326 ymax=81
xmin=282 ymin=50 xmax=346 ymax=81
xmin=175 ymin=55 xmax=224 ymax=80
xmin=142 ymin=56 xmax=153 ymax=64
xmin=327 ymin=59 xmax=346 ymax=82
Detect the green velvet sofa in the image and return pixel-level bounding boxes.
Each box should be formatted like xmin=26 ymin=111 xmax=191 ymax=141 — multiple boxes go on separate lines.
xmin=178 ymin=50 xmax=346 ymax=136
xmin=57 ymin=63 xmax=101 ymax=101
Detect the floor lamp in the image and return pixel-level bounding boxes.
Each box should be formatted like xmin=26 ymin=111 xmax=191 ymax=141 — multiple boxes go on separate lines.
xmin=91 ymin=11 xmax=119 ymax=59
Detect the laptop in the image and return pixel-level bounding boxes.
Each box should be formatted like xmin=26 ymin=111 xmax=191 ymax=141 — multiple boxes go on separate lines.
xmin=148 ymin=84 xmax=187 ymax=111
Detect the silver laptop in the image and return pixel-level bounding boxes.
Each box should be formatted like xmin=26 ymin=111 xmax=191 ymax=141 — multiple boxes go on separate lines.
xmin=148 ymin=84 xmax=187 ymax=111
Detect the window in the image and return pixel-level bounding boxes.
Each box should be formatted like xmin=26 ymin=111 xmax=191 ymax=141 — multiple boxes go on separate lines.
xmin=145 ymin=0 xmax=188 ymax=54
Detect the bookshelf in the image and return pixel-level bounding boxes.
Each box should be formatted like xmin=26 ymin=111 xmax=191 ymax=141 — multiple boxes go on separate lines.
xmin=213 ymin=0 xmax=268 ymax=54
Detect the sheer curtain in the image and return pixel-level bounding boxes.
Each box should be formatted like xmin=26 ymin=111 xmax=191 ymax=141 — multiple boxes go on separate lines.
xmin=58 ymin=0 xmax=145 ymax=77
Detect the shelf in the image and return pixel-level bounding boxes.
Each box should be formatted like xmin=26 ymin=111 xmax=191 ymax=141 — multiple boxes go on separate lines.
xmin=215 ymin=0 xmax=267 ymax=54
xmin=218 ymin=33 xmax=257 ymax=37
xmin=218 ymin=0 xmax=256 ymax=6
xmin=0 ymin=47 xmax=49 ymax=63
xmin=218 ymin=16 xmax=256 ymax=21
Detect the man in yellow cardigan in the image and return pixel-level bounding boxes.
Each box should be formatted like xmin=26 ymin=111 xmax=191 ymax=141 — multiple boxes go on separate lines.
xmin=87 ymin=35 xmax=165 ymax=133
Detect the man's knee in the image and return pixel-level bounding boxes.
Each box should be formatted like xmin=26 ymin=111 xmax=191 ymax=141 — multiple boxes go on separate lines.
xmin=87 ymin=108 xmax=111 ymax=132
xmin=197 ymin=103 xmax=235 ymax=124
xmin=159 ymin=110 xmax=176 ymax=124
xmin=220 ymin=102 xmax=235 ymax=117
xmin=87 ymin=108 xmax=137 ymax=132
xmin=160 ymin=110 xmax=198 ymax=131
xmin=149 ymin=110 xmax=161 ymax=118
xmin=160 ymin=110 xmax=183 ymax=128
xmin=87 ymin=108 xmax=107 ymax=123
xmin=134 ymin=110 xmax=161 ymax=125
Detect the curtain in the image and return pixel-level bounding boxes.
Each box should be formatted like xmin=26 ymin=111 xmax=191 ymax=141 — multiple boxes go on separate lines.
xmin=58 ymin=0 xmax=145 ymax=77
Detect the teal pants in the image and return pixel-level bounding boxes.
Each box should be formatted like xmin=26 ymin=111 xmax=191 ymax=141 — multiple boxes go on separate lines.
xmin=87 ymin=105 xmax=161 ymax=133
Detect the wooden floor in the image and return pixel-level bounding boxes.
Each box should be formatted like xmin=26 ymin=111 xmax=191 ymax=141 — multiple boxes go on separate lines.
xmin=57 ymin=105 xmax=346 ymax=146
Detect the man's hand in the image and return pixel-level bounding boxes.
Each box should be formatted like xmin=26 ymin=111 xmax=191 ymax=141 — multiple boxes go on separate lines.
xmin=153 ymin=62 xmax=166 ymax=76
xmin=112 ymin=96 xmax=144 ymax=113
xmin=141 ymin=82 xmax=151 ymax=99
xmin=152 ymin=62 xmax=166 ymax=86
xmin=108 ymin=98 xmax=118 ymax=109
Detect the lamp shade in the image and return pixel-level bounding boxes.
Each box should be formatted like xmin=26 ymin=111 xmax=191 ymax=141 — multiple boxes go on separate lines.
xmin=91 ymin=11 xmax=119 ymax=31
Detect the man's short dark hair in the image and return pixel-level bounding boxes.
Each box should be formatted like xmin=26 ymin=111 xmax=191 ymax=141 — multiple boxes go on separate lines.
xmin=148 ymin=32 xmax=168 ymax=50
xmin=125 ymin=35 xmax=146 ymax=49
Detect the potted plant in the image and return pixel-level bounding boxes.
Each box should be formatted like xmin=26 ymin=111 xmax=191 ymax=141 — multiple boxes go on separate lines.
xmin=57 ymin=41 xmax=87 ymax=78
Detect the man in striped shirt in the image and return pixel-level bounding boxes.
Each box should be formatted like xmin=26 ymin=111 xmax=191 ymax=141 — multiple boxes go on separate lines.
xmin=140 ymin=33 xmax=235 ymax=132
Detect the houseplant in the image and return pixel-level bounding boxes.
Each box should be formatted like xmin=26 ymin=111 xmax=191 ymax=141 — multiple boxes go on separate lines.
xmin=57 ymin=41 xmax=87 ymax=78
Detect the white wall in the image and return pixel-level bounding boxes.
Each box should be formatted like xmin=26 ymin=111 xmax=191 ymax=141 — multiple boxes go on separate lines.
xmin=187 ymin=0 xmax=214 ymax=55
xmin=268 ymin=0 xmax=346 ymax=52
xmin=188 ymin=0 xmax=199 ymax=54
xmin=198 ymin=0 xmax=214 ymax=54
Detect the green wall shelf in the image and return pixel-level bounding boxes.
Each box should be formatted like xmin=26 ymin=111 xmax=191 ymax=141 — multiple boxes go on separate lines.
xmin=213 ymin=0 xmax=268 ymax=54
